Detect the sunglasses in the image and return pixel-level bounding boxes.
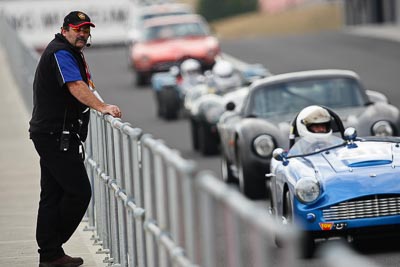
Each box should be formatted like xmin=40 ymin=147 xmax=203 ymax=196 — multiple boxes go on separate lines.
xmin=70 ymin=27 xmax=90 ymax=34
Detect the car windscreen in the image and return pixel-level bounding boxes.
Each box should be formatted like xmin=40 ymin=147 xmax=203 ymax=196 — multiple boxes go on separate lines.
xmin=142 ymin=11 xmax=189 ymax=21
xmin=144 ymin=22 xmax=208 ymax=41
xmin=248 ymin=77 xmax=366 ymax=117
xmin=287 ymin=135 xmax=344 ymax=156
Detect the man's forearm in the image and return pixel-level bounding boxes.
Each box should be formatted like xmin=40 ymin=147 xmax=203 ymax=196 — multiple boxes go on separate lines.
xmin=67 ymin=80 xmax=107 ymax=112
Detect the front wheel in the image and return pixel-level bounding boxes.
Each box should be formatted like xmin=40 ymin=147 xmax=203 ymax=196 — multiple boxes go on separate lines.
xmin=236 ymin=148 xmax=266 ymax=199
xmin=275 ymin=190 xmax=294 ymax=248
xmin=135 ymin=71 xmax=149 ymax=86
xmin=281 ymin=190 xmax=315 ymax=258
xmin=190 ymin=118 xmax=199 ymax=151
xmin=221 ymin=155 xmax=237 ymax=184
xmin=159 ymin=88 xmax=180 ymax=120
xmin=283 ymin=190 xmax=293 ymax=223
xmin=155 ymin=91 xmax=162 ymax=117
xmin=198 ymin=122 xmax=219 ymax=156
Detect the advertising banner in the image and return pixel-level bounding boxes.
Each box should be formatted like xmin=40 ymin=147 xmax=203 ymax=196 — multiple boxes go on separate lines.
xmin=0 ymin=0 xmax=137 ymax=50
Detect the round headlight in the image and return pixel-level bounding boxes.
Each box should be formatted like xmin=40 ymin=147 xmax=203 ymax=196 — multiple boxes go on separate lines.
xmin=372 ymin=121 xmax=393 ymax=136
xmin=253 ymin=134 xmax=275 ymax=157
xmin=295 ymin=177 xmax=321 ymax=203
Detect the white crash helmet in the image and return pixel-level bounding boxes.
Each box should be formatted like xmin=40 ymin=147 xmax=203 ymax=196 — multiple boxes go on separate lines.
xmin=212 ymin=60 xmax=234 ymax=77
xmin=180 ymin=59 xmax=201 ymax=77
xmin=211 ymin=60 xmax=242 ymax=91
xmin=296 ymin=105 xmax=333 ymax=140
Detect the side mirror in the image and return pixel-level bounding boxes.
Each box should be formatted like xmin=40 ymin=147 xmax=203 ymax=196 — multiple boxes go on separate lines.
xmin=344 ymin=127 xmax=357 ymax=141
xmin=344 ymin=127 xmax=358 ymax=148
xmin=272 ymin=148 xmax=287 ymax=162
xmin=225 ymin=101 xmax=236 ymax=111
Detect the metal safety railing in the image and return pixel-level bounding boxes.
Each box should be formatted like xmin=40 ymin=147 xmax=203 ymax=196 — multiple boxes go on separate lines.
xmin=84 ymin=109 xmax=298 ymax=267
xmin=0 ymin=15 xmax=38 ymax=111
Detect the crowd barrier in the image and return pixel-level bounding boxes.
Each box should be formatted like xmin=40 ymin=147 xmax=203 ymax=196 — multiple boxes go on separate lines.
xmin=84 ymin=110 xmax=298 ymax=266
xmin=0 ymin=12 xmax=382 ymax=267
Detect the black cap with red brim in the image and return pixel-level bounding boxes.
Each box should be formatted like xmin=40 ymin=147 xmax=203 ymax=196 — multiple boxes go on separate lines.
xmin=63 ymin=11 xmax=95 ymax=28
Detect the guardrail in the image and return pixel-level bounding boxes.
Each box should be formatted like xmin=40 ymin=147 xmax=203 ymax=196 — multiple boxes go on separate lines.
xmin=84 ymin=110 xmax=298 ymax=266
xmin=0 ymin=15 xmax=37 ymax=111
xmin=0 ymin=14 xmax=382 ymax=267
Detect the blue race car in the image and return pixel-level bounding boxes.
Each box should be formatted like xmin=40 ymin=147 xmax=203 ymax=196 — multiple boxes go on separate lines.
xmin=269 ymin=111 xmax=400 ymax=257
xmin=151 ymin=67 xmax=185 ymax=120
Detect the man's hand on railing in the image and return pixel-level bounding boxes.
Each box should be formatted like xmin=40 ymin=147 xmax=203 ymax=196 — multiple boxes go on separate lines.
xmin=101 ymin=104 xmax=122 ymax=118
xmin=67 ymin=81 xmax=122 ymax=118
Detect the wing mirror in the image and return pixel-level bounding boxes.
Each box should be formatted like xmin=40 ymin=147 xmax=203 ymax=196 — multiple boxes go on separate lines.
xmin=344 ymin=127 xmax=358 ymax=148
xmin=344 ymin=127 xmax=357 ymax=141
xmin=225 ymin=101 xmax=236 ymax=111
xmin=272 ymin=148 xmax=289 ymax=165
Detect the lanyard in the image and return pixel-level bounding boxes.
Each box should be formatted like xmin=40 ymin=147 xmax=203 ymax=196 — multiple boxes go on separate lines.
xmin=80 ymin=52 xmax=95 ymax=90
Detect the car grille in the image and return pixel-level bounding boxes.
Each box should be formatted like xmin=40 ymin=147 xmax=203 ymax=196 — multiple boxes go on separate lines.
xmin=153 ymin=61 xmax=178 ymax=71
xmin=322 ymin=195 xmax=400 ymax=221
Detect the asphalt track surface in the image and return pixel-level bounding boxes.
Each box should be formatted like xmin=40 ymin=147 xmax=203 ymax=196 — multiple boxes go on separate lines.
xmin=85 ymin=30 xmax=400 ymax=266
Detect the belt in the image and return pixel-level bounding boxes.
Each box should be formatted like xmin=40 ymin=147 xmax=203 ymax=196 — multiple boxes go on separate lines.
xmin=29 ymin=131 xmax=81 ymax=140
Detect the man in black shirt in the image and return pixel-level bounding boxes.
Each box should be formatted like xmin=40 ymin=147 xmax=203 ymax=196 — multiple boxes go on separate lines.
xmin=29 ymin=11 xmax=121 ymax=267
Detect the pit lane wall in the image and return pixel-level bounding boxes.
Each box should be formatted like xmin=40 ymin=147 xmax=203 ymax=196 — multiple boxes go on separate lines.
xmin=0 ymin=14 xmax=381 ymax=267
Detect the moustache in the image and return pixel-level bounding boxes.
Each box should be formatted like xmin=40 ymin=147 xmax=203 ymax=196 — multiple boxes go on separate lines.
xmin=76 ymin=37 xmax=87 ymax=43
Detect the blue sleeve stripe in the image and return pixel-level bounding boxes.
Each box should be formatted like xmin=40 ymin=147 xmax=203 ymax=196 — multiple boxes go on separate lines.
xmin=54 ymin=50 xmax=83 ymax=83
xmin=54 ymin=53 xmax=65 ymax=84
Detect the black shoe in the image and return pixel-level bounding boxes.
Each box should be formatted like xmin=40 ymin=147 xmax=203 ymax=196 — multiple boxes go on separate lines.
xmin=39 ymin=255 xmax=84 ymax=267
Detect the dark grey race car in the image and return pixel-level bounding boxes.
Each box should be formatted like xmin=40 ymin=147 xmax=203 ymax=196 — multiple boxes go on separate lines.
xmin=217 ymin=69 xmax=400 ymax=200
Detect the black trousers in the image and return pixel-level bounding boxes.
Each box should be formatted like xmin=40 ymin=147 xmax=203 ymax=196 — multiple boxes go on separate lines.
xmin=31 ymin=133 xmax=92 ymax=262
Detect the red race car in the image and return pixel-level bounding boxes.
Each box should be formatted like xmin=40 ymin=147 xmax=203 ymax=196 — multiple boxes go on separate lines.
xmin=129 ymin=14 xmax=220 ymax=85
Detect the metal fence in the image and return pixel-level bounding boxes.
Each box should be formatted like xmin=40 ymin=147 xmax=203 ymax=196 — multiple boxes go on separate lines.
xmin=0 ymin=15 xmax=38 ymax=111
xmin=84 ymin=110 xmax=298 ymax=267
xmin=0 ymin=11 xmax=382 ymax=267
